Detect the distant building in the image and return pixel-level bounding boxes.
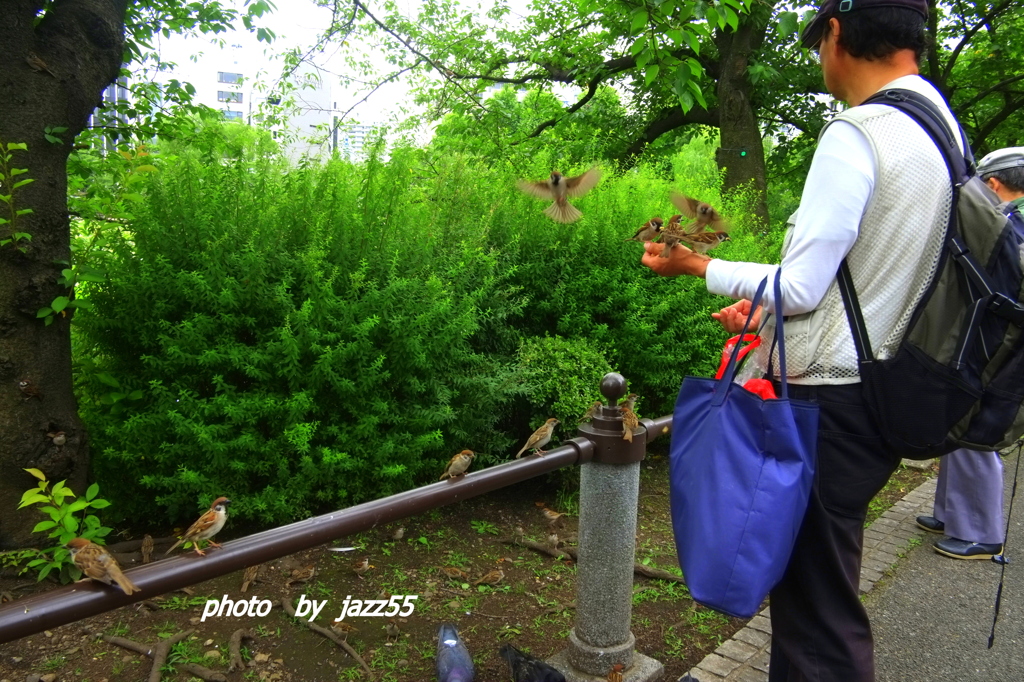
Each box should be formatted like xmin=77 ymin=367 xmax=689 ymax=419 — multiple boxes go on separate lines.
xmin=332 ymin=121 xmax=380 ymax=158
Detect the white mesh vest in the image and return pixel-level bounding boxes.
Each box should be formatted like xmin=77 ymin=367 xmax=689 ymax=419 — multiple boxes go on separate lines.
xmin=759 ymin=95 xmax=952 ymax=384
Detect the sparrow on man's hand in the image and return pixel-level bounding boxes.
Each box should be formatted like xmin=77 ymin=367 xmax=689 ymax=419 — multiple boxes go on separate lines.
xmin=625 ymin=217 xmax=663 ymax=243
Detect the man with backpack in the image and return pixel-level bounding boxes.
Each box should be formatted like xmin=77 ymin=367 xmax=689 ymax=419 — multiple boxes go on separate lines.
xmin=642 ymin=0 xmax=961 ymax=679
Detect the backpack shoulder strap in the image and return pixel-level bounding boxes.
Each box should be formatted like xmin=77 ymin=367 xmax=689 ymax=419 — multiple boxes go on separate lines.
xmin=860 ymin=88 xmax=973 ymax=181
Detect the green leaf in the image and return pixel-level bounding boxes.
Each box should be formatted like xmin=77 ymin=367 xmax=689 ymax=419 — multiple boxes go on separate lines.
xmin=95 ymin=372 xmax=121 ymax=388
xmin=68 ymin=499 xmax=90 ymax=513
xmin=17 ymin=492 xmax=49 ymax=509
xmin=36 ymin=307 xmax=53 ymax=319
xmin=6 ymin=142 xmax=28 ymax=151
xmin=644 ymin=64 xmax=660 ymax=86
xmin=90 ymin=499 xmax=112 ymax=509
xmin=62 ymin=514 xmax=78 ymax=532
xmin=32 ymin=520 xmax=57 ymax=533
xmin=778 ymin=11 xmax=799 ymax=38
xmin=705 ymin=6 xmax=720 ymax=29
xmin=25 ymin=468 xmax=47 ymax=481
xmin=50 ymin=296 xmax=70 ymax=313
xmin=724 ymin=7 xmax=739 ymax=31
xmin=86 ymin=483 xmax=99 ymax=501
xmin=134 ymin=164 xmax=158 ymax=173
xmin=630 ymin=9 xmax=648 ymax=34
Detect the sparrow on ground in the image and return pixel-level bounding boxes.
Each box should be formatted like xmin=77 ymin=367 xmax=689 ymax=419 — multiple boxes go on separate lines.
xmin=386 ymin=619 xmax=402 ymax=642
xmin=547 ymin=533 xmax=560 ymax=549
xmin=436 ymin=622 xmax=475 ymax=682
xmin=331 ymin=621 xmax=358 ymax=641
xmin=140 ymin=534 xmax=154 ymax=564
xmin=286 ymin=564 xmax=316 ymax=586
xmin=472 ymin=569 xmax=504 ymax=586
xmin=578 ymin=401 xmax=603 ymax=424
xmin=391 ymin=526 xmax=405 ymax=541
xmin=165 ymin=497 xmax=231 ymax=556
xmin=440 ymin=450 xmax=476 ymax=480
xmin=352 ymin=556 xmax=372 ymax=579
xmin=66 ymin=538 xmax=141 ymax=595
xmin=516 ymin=167 xmax=601 ymax=224
xmin=670 ymin=192 xmax=729 ymax=233
xmin=241 ymin=564 xmax=261 ymax=592
xmin=625 ymin=217 xmax=663 ymax=243
xmin=18 ymin=379 xmax=42 ymax=400
xmin=438 ymin=566 xmax=470 ymax=581
xmin=607 ymin=663 xmax=625 ymax=682
xmin=516 ymin=418 xmax=559 ymax=458
xmin=542 ymin=507 xmax=565 ymax=528
xmin=499 ymin=643 xmax=567 ymax=682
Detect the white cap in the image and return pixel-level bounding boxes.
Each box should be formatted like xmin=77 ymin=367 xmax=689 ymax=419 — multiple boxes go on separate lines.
xmin=977 ymin=147 xmax=1024 ymax=175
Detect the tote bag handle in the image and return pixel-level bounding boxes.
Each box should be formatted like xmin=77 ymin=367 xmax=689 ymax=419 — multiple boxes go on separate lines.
xmin=714 ymin=270 xmax=787 ymax=405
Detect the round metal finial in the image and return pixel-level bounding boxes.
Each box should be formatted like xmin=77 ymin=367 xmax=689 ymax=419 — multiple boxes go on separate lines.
xmin=600 ymin=373 xmax=628 ymax=405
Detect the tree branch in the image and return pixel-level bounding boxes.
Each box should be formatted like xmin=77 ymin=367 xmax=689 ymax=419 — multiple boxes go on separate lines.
xmin=957 ymin=73 xmax=1024 ymax=112
xmin=939 ymin=0 xmax=1014 ymax=87
xmin=619 ymin=105 xmax=720 ymax=159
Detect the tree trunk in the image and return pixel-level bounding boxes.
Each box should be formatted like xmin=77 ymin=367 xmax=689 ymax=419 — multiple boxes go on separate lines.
xmin=714 ymin=24 xmax=770 ymax=228
xmin=0 ymin=0 xmax=127 ymax=548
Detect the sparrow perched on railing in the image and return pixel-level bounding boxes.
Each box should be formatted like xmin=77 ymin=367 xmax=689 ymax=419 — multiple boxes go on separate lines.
xmin=472 ymin=568 xmax=504 ymax=586
xmin=517 ymin=167 xmax=601 ymax=224
xmin=440 ymin=450 xmax=476 ymax=480
xmin=499 ymin=643 xmax=567 ymax=682
xmin=66 ymin=538 xmax=141 ymax=595
xmin=436 ymin=622 xmax=475 ymax=682
xmin=578 ymin=401 xmax=603 ymax=423
xmin=165 ymin=497 xmax=231 ymax=556
xmin=516 ymin=418 xmax=559 ymax=458
xmin=625 ymin=217 xmax=663 ymax=243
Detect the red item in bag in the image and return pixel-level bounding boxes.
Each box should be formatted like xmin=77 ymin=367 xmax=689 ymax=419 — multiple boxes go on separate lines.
xmin=742 ymin=378 xmax=777 ymax=400
xmin=715 ymin=334 xmax=761 ymax=380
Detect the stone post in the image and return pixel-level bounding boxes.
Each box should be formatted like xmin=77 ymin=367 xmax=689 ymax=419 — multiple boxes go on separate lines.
xmin=549 ymin=373 xmax=665 ymax=681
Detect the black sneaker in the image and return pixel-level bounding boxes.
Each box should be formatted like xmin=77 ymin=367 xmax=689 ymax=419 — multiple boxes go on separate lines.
xmin=933 ymin=537 xmax=1003 ymax=560
xmin=916 ymin=515 xmax=945 ymax=534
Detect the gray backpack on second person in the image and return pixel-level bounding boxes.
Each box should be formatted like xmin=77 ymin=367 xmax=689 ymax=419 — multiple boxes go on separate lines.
xmin=837 ymin=88 xmax=1024 ymax=459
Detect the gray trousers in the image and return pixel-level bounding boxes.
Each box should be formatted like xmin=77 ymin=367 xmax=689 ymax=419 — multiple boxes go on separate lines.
xmin=933 ymin=449 xmax=1005 ymax=545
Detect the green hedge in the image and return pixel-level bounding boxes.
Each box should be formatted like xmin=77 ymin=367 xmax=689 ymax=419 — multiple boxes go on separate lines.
xmin=74 ymin=125 xmax=777 ymax=525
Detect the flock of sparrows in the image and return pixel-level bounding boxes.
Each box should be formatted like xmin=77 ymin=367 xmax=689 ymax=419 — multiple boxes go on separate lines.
xmin=67 ymin=496 xmax=232 ymax=596
xmin=515 ymin=168 xmax=732 ymax=258
xmin=627 ymin=191 xmax=731 ymax=256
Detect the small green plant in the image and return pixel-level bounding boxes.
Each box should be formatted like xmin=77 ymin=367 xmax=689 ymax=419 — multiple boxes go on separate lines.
xmin=160 ymin=595 xmax=209 ymax=610
xmin=43 ymin=126 xmax=68 ymax=145
xmin=41 ymin=655 xmax=65 ymax=672
xmin=0 ymin=139 xmax=34 ymax=252
xmin=18 ymin=468 xmax=112 ymax=582
xmin=470 ymin=520 xmax=499 ymax=535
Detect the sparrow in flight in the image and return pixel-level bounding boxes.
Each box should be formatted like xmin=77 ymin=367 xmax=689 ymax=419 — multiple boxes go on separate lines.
xmin=517 ymin=167 xmax=601 ymax=223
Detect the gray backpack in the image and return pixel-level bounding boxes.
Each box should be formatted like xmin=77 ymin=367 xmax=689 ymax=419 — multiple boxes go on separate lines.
xmin=837 ymin=88 xmax=1024 ymax=459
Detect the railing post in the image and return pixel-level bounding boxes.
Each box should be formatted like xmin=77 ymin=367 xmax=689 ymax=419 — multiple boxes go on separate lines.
xmin=549 ymin=372 xmax=665 ymax=681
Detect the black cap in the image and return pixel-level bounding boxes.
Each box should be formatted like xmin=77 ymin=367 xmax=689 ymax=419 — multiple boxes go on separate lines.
xmin=800 ymin=0 xmax=929 ymax=49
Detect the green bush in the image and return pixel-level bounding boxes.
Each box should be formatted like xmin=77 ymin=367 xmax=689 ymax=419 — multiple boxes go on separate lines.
xmin=74 ymin=123 xmax=776 ymax=526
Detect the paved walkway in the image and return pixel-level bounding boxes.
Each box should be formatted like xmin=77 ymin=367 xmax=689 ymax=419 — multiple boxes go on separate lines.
xmin=682 ymin=449 xmax=1023 ymax=682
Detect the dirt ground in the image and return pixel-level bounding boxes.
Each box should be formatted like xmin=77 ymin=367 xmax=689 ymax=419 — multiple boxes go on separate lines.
xmin=0 ymin=453 xmax=931 ymax=682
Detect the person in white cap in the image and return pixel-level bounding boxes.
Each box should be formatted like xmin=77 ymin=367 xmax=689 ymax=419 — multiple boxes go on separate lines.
xmin=642 ymin=0 xmax=962 ymax=679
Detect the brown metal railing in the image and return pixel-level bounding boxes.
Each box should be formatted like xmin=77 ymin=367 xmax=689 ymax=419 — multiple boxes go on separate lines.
xmin=0 ymin=400 xmax=672 ymax=645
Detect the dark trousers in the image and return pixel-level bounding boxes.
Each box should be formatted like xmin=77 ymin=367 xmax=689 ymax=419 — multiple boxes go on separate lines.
xmin=768 ymin=382 xmax=900 ymax=682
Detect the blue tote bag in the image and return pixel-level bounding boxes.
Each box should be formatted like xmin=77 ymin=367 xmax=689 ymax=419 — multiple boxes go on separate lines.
xmin=669 ymin=271 xmax=818 ymax=618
